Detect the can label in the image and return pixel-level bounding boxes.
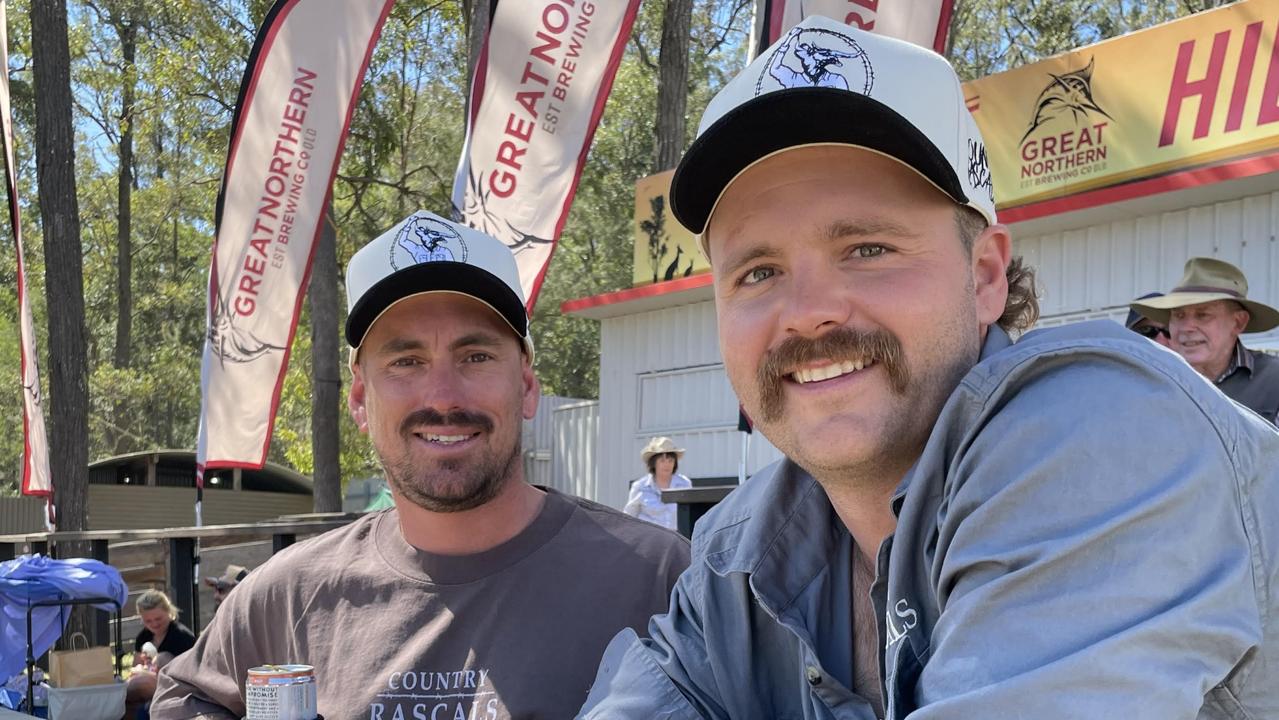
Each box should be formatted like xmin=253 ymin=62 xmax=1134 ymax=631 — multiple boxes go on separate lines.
xmin=246 ymin=665 xmax=318 ymax=720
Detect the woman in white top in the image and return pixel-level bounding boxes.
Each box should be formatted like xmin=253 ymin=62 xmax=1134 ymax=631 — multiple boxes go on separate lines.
xmin=624 ymin=437 xmax=692 ymax=530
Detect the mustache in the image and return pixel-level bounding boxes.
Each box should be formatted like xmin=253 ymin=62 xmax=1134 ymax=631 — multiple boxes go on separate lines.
xmin=399 ymin=408 xmax=494 ymax=437
xmin=755 ymin=326 xmax=909 ymax=423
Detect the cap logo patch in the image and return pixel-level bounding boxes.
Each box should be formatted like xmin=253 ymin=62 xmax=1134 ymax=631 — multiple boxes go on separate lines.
xmin=967 ymin=138 xmax=994 ymax=202
xmin=391 ymin=215 xmax=468 ymax=270
xmin=756 ymin=26 xmax=872 ymax=96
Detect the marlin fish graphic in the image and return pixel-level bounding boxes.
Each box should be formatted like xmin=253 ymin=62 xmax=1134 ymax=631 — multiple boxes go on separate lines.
xmin=208 ymin=293 xmax=284 ymax=365
xmin=456 ymin=166 xmax=550 ymax=254
xmin=1021 ymin=57 xmax=1112 ymax=144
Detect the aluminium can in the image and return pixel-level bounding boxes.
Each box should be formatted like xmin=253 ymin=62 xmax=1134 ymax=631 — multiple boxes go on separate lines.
xmin=245 ymin=664 xmax=318 ymax=720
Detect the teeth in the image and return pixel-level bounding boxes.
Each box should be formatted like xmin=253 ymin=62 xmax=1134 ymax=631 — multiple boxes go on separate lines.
xmin=792 ymin=360 xmax=869 ymax=384
xmin=424 ymin=434 xmax=470 ymax=444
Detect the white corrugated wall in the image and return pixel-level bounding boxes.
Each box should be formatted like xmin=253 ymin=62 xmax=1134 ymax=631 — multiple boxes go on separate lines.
xmin=522 ymin=395 xmax=588 ymax=488
xmin=1018 ymin=188 xmax=1279 ymax=348
xmin=588 ymin=187 xmax=1279 ymax=510
xmin=595 ymin=302 xmax=782 ymax=510
xmin=550 ymin=401 xmax=599 ymax=500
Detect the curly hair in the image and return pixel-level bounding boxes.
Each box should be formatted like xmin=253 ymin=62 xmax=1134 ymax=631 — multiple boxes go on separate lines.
xmin=955 ymin=207 xmax=1040 ymax=332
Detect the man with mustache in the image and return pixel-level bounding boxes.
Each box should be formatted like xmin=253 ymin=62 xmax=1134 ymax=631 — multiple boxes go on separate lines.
xmin=579 ymin=17 xmax=1279 ymax=720
xmin=1131 ymin=257 xmax=1279 ymax=423
xmin=153 ymin=212 xmax=689 ymax=720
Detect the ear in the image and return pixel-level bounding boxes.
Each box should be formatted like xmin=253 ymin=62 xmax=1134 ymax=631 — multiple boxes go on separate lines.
xmin=348 ymin=362 xmax=369 ymax=433
xmin=970 ymin=223 xmax=1013 ymax=329
xmin=1234 ymin=308 xmax=1251 ymax=334
xmin=522 ymin=356 xmax=540 ymax=421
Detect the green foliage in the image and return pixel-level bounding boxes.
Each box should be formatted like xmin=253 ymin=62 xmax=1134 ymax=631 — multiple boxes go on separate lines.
xmin=947 ymin=0 xmax=1201 ymax=80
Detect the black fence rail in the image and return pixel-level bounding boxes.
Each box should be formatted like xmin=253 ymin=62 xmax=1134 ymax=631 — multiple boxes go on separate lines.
xmin=0 ymin=513 xmax=363 ymax=647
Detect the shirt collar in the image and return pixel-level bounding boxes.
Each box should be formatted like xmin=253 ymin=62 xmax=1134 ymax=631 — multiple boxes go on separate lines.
xmin=1215 ymin=340 xmax=1253 ymax=383
xmin=701 ymin=465 xmax=844 ymax=618
xmin=890 ymin=324 xmax=1013 ymax=509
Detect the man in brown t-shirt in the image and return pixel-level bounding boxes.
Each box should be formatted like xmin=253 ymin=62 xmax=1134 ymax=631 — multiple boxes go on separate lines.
xmin=152 ymin=212 xmax=690 ymax=720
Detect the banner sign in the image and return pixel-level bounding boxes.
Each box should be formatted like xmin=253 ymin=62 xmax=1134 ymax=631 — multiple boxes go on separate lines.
xmin=453 ymin=0 xmax=642 ymax=308
xmin=631 ymin=170 xmax=707 ymax=287
xmin=197 ymin=0 xmax=394 ymax=476
xmin=763 ymin=0 xmax=954 ymax=54
xmin=0 ymin=0 xmax=51 ymax=500
xmin=964 ymin=0 xmax=1279 ymax=210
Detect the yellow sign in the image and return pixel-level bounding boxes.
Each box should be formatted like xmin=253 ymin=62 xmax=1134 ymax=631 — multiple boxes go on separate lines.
xmin=964 ymin=0 xmax=1279 ymax=209
xmin=632 ymin=170 xmax=708 ymax=287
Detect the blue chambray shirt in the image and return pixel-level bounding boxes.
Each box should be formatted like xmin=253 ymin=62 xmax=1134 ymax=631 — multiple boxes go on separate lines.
xmin=578 ymin=321 xmax=1279 ymax=720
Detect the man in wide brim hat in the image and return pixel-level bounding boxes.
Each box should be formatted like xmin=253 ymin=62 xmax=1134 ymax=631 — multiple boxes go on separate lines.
xmin=1132 ymin=257 xmax=1279 ymax=423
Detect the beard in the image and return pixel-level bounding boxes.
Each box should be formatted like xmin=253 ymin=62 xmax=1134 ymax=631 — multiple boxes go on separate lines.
xmin=380 ymin=407 xmax=522 ymax=513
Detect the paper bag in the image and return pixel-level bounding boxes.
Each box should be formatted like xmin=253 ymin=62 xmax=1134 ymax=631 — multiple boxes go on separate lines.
xmin=48 ymin=632 xmax=115 ymax=688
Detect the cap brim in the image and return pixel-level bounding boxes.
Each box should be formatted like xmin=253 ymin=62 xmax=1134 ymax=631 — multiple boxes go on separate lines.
xmin=671 ymin=87 xmax=969 ymax=234
xmin=345 ymin=261 xmax=528 ymax=348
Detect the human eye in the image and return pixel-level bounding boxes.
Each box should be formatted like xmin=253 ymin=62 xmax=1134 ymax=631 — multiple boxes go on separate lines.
xmin=850 ymin=244 xmax=888 ymax=259
xmin=463 ymin=351 xmax=495 ymax=364
xmin=739 ymin=266 xmax=776 ymax=287
xmin=389 ymin=356 xmax=421 ymax=368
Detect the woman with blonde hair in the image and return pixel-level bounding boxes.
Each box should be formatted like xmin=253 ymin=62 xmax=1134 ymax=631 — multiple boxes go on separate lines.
xmin=127 ymin=588 xmax=196 ymax=716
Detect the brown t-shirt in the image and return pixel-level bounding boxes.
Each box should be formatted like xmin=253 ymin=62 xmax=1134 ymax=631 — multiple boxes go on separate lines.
xmin=151 ymin=488 xmax=689 ymax=720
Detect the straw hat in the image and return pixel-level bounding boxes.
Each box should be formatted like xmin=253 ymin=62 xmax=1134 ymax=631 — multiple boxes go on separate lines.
xmin=640 ymin=437 xmax=685 ymax=465
xmin=1131 ymin=257 xmax=1279 ymax=333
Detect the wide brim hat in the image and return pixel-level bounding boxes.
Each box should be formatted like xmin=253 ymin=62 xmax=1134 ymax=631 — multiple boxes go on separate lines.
xmin=1131 ymin=257 xmax=1279 ymax=333
xmin=641 ymin=437 xmax=686 ymax=465
xmin=671 ymin=15 xmax=997 ymax=242
xmin=344 ymin=211 xmax=533 ymax=359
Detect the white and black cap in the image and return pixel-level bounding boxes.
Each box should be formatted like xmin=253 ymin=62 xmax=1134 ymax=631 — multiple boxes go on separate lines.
xmin=344 ymin=211 xmax=532 ymax=358
xmin=671 ymin=15 xmax=997 ymax=237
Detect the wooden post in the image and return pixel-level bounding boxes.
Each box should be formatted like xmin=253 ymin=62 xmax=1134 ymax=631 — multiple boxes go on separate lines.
xmin=272 ymin=533 xmax=296 ymax=554
xmin=90 ymin=539 xmax=110 ymax=648
xmin=167 ymin=537 xmax=198 ymax=634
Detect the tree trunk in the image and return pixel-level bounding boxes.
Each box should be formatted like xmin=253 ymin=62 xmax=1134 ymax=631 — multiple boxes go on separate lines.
xmin=113 ymin=15 xmax=134 ymax=372
xmin=654 ymin=0 xmax=693 ymax=171
xmin=32 ymin=0 xmax=89 ymax=531
xmin=463 ymin=0 xmax=493 ymax=122
xmin=309 ymin=210 xmax=342 ymax=513
xmin=32 ymin=0 xmax=91 ymax=644
xmin=111 ymin=11 xmax=136 ymax=455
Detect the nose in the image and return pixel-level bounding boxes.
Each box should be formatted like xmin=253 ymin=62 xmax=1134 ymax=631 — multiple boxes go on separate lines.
xmin=413 ymin=361 xmax=470 ymax=415
xmin=778 ymin=263 xmax=854 ymax=337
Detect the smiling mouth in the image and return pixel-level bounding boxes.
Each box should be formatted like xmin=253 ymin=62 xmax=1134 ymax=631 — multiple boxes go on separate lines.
xmin=789 ymin=359 xmax=874 ymax=384
xmin=414 ymin=431 xmax=479 ymax=445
